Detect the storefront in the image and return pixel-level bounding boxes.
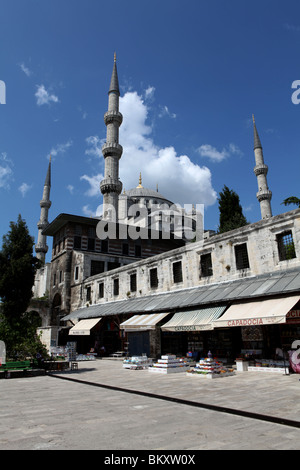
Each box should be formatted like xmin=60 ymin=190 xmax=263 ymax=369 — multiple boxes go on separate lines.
xmin=68 ymin=318 xmax=102 ymax=354
xmin=120 ymin=312 xmax=171 ymax=357
xmin=161 ymin=305 xmax=238 ymax=361
xmin=213 ymin=295 xmax=300 ymax=371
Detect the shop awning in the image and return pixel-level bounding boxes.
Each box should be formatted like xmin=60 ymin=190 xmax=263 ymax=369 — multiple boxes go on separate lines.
xmin=161 ymin=306 xmax=227 ymax=332
xmin=69 ymin=318 xmax=102 ymax=336
xmin=120 ymin=313 xmax=170 ymax=331
xmin=213 ymin=295 xmax=300 ymax=328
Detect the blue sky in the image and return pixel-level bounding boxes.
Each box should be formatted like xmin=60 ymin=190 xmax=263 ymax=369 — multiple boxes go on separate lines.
xmin=1 ymin=0 xmax=300 ymax=263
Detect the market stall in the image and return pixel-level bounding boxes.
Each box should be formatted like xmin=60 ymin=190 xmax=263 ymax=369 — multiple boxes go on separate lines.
xmin=213 ymin=295 xmax=300 ymax=373
xmin=148 ymin=354 xmax=192 ymax=374
xmin=186 ymin=355 xmax=235 ymax=379
xmin=123 ymin=356 xmax=153 ymax=369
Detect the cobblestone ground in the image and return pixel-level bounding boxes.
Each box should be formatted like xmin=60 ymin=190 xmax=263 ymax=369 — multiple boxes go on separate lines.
xmin=1 ymin=359 xmax=300 ymax=450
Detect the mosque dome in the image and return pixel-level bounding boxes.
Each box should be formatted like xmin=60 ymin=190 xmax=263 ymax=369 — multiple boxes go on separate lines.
xmin=123 ymin=173 xmax=173 ymax=205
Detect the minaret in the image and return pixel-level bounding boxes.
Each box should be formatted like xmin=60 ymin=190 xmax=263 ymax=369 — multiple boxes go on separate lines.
xmin=252 ymin=115 xmax=272 ymax=219
xmin=100 ymin=53 xmax=123 ymax=222
xmin=35 ymin=157 xmax=51 ymax=262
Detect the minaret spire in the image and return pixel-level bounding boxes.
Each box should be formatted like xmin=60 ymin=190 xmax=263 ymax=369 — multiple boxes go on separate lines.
xmin=100 ymin=54 xmax=123 ymax=221
xmin=252 ymin=115 xmax=272 ymax=219
xmin=35 ymin=157 xmax=52 ymax=262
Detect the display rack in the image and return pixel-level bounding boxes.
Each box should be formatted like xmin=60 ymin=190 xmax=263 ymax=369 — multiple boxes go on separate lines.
xmin=123 ymin=356 xmax=153 ymax=370
xmin=148 ymin=355 xmax=191 ymax=374
xmin=186 ymin=357 xmax=235 ymax=379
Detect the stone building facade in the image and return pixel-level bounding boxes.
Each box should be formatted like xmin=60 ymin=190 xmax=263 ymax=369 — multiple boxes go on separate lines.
xmin=69 ymin=208 xmax=300 ymax=311
xmin=32 ymin=56 xmax=300 ymax=359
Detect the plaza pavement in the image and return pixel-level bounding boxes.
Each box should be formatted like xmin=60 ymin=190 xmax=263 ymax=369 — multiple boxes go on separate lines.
xmin=0 ymin=358 xmax=300 ymax=451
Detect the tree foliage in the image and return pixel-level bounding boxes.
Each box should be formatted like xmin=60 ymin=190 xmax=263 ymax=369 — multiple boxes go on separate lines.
xmin=282 ymin=197 xmax=300 ymax=209
xmin=218 ymin=185 xmax=249 ymax=234
xmin=0 ymin=215 xmax=48 ymax=359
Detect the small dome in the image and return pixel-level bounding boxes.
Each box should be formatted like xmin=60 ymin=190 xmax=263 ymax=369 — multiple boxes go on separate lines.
xmin=124 ymin=173 xmax=173 ymax=204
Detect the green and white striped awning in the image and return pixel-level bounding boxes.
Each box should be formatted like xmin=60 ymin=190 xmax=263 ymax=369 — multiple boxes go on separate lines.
xmin=161 ymin=306 xmax=227 ymax=332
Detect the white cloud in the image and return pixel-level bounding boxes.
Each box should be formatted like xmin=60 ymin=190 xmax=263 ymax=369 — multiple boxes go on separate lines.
xmin=49 ymin=140 xmax=73 ymax=158
xmin=18 ymin=182 xmax=32 ymax=197
xmin=0 ymin=166 xmax=13 ymax=189
xmin=19 ymin=63 xmax=32 ymax=77
xmin=0 ymin=152 xmax=13 ymax=189
xmin=85 ymin=136 xmax=104 ymax=159
xmin=197 ymin=143 xmax=242 ymax=162
xmin=35 ymin=84 xmax=59 ymax=106
xmin=67 ymin=184 xmax=74 ymax=194
xmin=118 ymin=90 xmax=216 ymax=207
xmin=144 ymin=86 xmax=155 ymax=101
xmin=80 ymin=173 xmax=103 ymax=197
xmin=81 ymin=88 xmax=218 ymax=209
xmin=82 ymin=204 xmax=103 ymax=218
xmin=158 ymin=105 xmax=176 ymax=119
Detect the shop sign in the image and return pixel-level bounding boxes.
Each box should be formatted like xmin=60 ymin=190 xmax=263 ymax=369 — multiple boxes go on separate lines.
xmin=225 ymin=316 xmax=286 ymax=327
xmin=174 ymin=324 xmax=213 ymax=331
xmin=286 ymin=309 xmax=300 ymax=324
xmin=227 ymin=318 xmax=264 ymax=327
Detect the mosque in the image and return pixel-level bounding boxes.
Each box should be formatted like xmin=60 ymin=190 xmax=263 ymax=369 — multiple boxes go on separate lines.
xmin=31 ymin=56 xmax=300 ymax=365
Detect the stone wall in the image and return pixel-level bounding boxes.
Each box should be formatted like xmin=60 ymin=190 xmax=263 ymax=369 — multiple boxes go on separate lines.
xmin=73 ymin=209 xmax=300 ymax=310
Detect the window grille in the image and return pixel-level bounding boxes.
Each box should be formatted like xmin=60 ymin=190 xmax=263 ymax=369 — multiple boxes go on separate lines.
xmin=91 ymin=260 xmax=105 ymax=276
xmin=86 ymin=286 xmax=91 ymax=302
xmin=172 ymin=261 xmax=183 ymax=283
xmin=277 ymin=231 xmax=296 ymax=261
xmin=234 ymin=243 xmax=250 ymax=270
xmin=130 ymin=273 xmax=137 ymax=292
xmin=150 ymin=268 xmax=158 ymax=288
xmin=99 ymin=283 xmax=104 ymax=298
xmin=113 ymin=278 xmax=119 ymax=296
xmin=200 ymin=253 xmax=213 ymax=277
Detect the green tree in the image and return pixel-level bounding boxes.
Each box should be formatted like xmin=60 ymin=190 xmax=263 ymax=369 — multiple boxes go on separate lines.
xmin=0 ymin=215 xmax=48 ymax=359
xmin=282 ymin=197 xmax=300 ymax=209
xmin=218 ymin=185 xmax=249 ymax=234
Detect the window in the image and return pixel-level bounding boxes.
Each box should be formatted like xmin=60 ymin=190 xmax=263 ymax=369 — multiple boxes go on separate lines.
xmin=74 ymin=236 xmax=81 ymax=249
xmin=107 ymin=262 xmax=120 ymax=271
xmin=74 ymin=266 xmax=79 ymax=281
xmin=130 ymin=273 xmax=137 ymax=292
xmin=234 ymin=243 xmax=250 ymax=270
xmin=59 ymin=271 xmax=63 ymax=283
xmin=88 ymin=227 xmax=96 ymax=238
xmin=99 ymin=282 xmax=104 ymax=298
xmin=277 ymin=231 xmax=296 ymax=261
xmin=122 ymin=243 xmax=129 ymax=255
xmin=172 ymin=261 xmax=183 ymax=283
xmin=101 ymin=240 xmax=108 ymax=253
xmin=86 ymin=286 xmax=91 ymax=302
xmin=135 ymin=244 xmax=141 ymax=257
xmin=53 ymin=273 xmax=56 ymax=286
xmin=200 ymin=253 xmax=213 ymax=277
xmin=91 ymin=260 xmax=105 ymax=276
xmin=88 ymin=238 xmax=95 ymax=251
xmin=150 ymin=268 xmax=158 ymax=288
xmin=113 ymin=278 xmax=119 ymax=296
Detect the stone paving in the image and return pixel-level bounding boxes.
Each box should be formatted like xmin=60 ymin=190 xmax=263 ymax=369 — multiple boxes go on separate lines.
xmin=0 ymin=359 xmax=300 ymax=450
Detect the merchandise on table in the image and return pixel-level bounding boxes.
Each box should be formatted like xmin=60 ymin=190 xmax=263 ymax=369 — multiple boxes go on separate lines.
xmin=49 ymin=345 xmax=96 ymax=361
xmin=186 ymin=357 xmax=235 ymax=379
xmin=123 ymin=356 xmax=153 ymax=369
xmin=148 ymin=355 xmax=191 ymax=374
xmin=247 ymin=358 xmax=289 ymax=373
